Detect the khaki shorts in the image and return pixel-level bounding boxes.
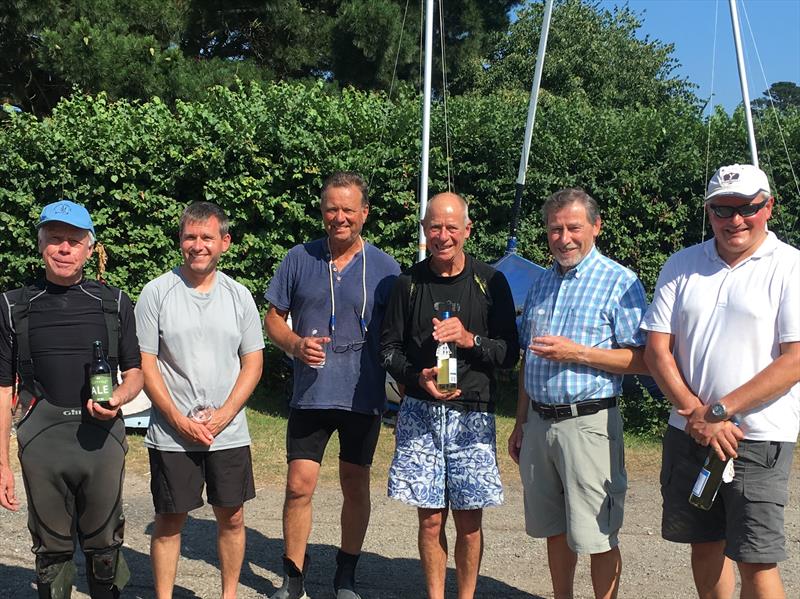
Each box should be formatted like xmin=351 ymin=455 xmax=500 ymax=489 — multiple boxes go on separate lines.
xmin=518 ymin=404 xmax=627 ymax=554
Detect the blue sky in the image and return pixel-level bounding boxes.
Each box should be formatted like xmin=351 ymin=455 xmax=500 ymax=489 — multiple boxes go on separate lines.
xmin=597 ymin=0 xmax=800 ymax=113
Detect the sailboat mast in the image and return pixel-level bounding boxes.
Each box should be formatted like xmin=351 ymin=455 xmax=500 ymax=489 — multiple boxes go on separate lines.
xmin=507 ymin=0 xmax=554 ymax=254
xmin=418 ymin=0 xmax=434 ymax=261
xmin=728 ymin=0 xmax=759 ymax=167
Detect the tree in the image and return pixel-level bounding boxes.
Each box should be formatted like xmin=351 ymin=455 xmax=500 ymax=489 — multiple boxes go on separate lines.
xmin=477 ymin=0 xmax=697 ymax=109
xmin=1 ymin=0 xmax=521 ymax=113
xmin=752 ymin=81 xmax=800 ymax=112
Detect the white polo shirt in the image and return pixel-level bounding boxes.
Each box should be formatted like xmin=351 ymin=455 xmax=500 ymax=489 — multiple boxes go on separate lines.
xmin=642 ymin=232 xmax=800 ymax=442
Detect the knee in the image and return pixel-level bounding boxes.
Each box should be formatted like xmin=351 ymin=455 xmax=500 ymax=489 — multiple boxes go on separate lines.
xmin=217 ymin=507 xmax=245 ymax=533
xmin=419 ymin=511 xmax=445 ymax=540
xmin=341 ymin=469 xmax=370 ymax=503
xmin=153 ymin=513 xmax=188 ymax=538
xmin=738 ymin=561 xmax=778 ymax=580
xmin=285 ymin=477 xmax=315 ymax=504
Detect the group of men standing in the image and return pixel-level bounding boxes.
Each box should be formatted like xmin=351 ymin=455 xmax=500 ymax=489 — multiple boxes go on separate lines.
xmin=0 ymin=163 xmax=798 ymax=599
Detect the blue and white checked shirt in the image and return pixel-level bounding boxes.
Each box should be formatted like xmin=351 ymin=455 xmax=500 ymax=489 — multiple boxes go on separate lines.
xmin=520 ymin=247 xmax=648 ymax=404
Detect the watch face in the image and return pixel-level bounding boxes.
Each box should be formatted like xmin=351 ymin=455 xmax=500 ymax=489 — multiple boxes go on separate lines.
xmin=474 ymin=335 xmax=482 ymax=347
xmin=711 ymin=403 xmax=726 ymax=418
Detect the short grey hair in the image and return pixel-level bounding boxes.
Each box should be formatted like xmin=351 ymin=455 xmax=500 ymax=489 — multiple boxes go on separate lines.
xmin=541 ymin=188 xmax=600 ymax=225
xmin=37 ymin=224 xmax=96 ymax=247
xmin=179 ymin=201 xmax=230 ymax=237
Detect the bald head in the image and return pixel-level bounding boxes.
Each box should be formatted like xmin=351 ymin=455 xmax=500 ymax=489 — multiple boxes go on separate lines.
xmin=423 ymin=192 xmax=470 ymax=226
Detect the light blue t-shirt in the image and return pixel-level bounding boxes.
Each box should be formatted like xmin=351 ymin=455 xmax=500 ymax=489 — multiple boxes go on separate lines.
xmin=136 ymin=268 xmax=265 ymax=451
xmin=265 ymin=238 xmax=400 ymax=414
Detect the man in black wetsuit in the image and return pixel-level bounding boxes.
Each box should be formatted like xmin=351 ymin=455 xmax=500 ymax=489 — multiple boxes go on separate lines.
xmin=0 ymin=200 xmax=143 ymax=599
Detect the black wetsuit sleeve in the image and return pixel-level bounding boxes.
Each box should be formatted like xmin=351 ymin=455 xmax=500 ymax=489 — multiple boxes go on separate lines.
xmin=470 ymin=270 xmax=520 ymax=370
xmin=0 ymin=292 xmax=14 ymax=387
xmin=118 ymin=292 xmax=141 ymax=372
xmin=379 ymin=274 xmax=419 ymax=387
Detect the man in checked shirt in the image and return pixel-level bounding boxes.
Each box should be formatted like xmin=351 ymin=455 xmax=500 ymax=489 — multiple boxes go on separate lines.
xmin=508 ymin=188 xmax=649 ymax=599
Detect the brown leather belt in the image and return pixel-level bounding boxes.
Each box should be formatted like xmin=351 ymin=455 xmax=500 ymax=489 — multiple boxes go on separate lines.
xmin=531 ymin=397 xmax=618 ymax=421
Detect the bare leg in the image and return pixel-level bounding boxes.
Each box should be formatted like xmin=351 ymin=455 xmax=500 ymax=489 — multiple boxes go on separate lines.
xmin=339 ymin=460 xmax=371 ymax=554
xmin=418 ymin=507 xmax=448 ymax=599
xmin=283 ymin=459 xmax=321 ymax=570
xmin=151 ymin=512 xmax=188 ymax=599
xmin=738 ymin=562 xmax=784 ymax=599
xmin=589 ymin=546 xmax=621 ymax=599
xmin=213 ymin=504 xmax=245 ymax=599
xmin=547 ymin=533 xmax=578 ymax=599
xmin=690 ymin=541 xmax=735 ymax=599
xmin=452 ymin=509 xmax=483 ymax=599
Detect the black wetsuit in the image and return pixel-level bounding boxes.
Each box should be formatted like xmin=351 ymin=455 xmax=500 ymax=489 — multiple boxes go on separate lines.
xmin=379 ymin=255 xmax=519 ymax=411
xmin=0 ymin=279 xmax=140 ymax=599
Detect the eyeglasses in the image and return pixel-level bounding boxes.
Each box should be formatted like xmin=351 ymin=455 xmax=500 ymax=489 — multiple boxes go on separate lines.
xmin=707 ymin=198 xmax=768 ymax=219
xmin=332 ymin=339 xmax=367 ymax=353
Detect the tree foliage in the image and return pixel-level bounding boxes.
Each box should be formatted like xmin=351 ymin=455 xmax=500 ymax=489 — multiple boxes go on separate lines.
xmin=752 ymin=81 xmax=800 ymax=112
xmin=1 ymin=0 xmax=519 ymax=112
xmin=478 ymin=0 xmax=697 ymax=109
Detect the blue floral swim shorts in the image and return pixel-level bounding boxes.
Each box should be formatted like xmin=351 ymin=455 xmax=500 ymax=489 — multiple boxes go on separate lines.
xmin=388 ymin=396 xmax=503 ymax=510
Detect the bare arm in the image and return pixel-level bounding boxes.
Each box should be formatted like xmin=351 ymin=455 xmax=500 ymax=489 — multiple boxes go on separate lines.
xmin=717 ymin=342 xmax=800 ymax=416
xmin=645 ymin=331 xmax=742 ymax=460
xmin=205 ymin=350 xmax=263 ymax=437
xmin=141 ymin=352 xmax=214 ymax=447
xmin=508 ymin=358 xmax=529 ymax=464
xmin=530 ymin=337 xmax=648 ymax=375
xmin=0 ymin=385 xmax=19 ymax=511
xmin=264 ymin=305 xmax=328 ymax=366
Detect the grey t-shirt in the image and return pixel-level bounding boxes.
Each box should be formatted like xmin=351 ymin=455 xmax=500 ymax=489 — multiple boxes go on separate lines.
xmin=135 ymin=268 xmax=265 ymax=451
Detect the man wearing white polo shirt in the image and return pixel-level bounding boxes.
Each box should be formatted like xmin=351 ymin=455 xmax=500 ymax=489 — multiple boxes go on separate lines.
xmin=643 ymin=164 xmax=800 ymax=599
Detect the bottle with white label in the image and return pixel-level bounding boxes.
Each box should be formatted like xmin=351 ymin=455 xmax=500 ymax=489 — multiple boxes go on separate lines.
xmin=90 ymin=340 xmax=114 ymax=408
xmin=689 ymin=418 xmax=740 ymax=510
xmin=434 ymin=301 xmax=459 ymax=392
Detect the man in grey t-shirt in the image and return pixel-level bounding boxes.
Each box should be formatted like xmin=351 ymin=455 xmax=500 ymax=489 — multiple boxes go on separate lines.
xmin=135 ymin=202 xmax=264 ymax=599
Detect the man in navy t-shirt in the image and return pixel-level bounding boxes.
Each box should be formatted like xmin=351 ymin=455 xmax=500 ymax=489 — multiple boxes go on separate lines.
xmin=264 ymin=171 xmax=400 ymax=599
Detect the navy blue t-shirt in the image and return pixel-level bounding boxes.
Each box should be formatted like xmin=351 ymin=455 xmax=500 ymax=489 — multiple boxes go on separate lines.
xmin=265 ymin=238 xmax=400 ymax=414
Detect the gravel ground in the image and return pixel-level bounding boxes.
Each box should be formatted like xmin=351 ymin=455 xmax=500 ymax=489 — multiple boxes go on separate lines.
xmin=1 ymin=448 xmax=798 ymax=598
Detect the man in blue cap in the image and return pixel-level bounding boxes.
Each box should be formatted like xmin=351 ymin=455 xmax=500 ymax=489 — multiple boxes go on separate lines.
xmin=0 ymin=200 xmax=143 ymax=599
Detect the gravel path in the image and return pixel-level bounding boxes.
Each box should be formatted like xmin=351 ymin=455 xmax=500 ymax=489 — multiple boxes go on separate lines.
xmin=1 ymin=453 xmax=798 ymax=598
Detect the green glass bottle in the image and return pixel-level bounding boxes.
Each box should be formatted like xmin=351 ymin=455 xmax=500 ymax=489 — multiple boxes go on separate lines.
xmin=90 ymin=340 xmax=113 ymax=408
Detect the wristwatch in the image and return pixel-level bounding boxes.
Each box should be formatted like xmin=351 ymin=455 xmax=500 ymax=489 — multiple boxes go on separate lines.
xmin=472 ymin=334 xmax=483 ymax=348
xmin=710 ymin=402 xmax=729 ymax=421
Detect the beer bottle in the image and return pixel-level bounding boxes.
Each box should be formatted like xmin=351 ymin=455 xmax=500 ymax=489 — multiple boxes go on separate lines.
xmin=434 ymin=301 xmax=459 ymax=392
xmin=90 ymin=340 xmax=114 ymax=408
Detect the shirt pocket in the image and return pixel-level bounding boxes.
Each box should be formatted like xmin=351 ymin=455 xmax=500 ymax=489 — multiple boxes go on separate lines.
xmin=568 ymin=306 xmax=612 ymax=349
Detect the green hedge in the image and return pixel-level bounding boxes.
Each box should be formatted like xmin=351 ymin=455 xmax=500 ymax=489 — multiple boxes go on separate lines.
xmin=1 ymin=82 xmax=797 ymax=434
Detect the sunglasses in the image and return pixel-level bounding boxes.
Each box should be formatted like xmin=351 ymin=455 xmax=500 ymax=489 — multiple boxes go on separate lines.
xmin=707 ymin=198 xmax=768 ymax=219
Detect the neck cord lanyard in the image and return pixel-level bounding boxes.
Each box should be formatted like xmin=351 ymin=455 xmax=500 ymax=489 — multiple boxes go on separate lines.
xmin=326 ymin=236 xmax=367 ymax=336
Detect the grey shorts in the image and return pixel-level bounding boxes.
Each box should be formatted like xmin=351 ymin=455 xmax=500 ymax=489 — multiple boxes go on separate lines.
xmin=518 ymin=404 xmax=627 ymax=554
xmin=660 ymin=425 xmax=794 ymax=563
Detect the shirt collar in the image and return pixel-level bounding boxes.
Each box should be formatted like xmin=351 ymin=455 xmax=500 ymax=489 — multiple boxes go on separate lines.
xmin=550 ymin=245 xmax=600 ymax=279
xmin=703 ymin=229 xmax=778 ymax=266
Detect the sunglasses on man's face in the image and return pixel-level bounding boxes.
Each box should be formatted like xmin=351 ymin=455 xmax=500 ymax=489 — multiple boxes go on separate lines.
xmin=707 ymin=198 xmax=769 ymax=219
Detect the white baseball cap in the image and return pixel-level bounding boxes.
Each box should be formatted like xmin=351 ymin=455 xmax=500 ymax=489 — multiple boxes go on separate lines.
xmin=705 ymin=164 xmax=771 ymax=201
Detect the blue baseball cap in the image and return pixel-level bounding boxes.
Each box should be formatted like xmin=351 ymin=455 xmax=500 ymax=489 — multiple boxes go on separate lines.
xmin=37 ymin=200 xmax=96 ymax=235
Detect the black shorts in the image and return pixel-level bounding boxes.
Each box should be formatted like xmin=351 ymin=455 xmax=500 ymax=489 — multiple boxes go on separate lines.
xmin=660 ymin=425 xmax=794 ymax=563
xmin=287 ymin=408 xmax=381 ymax=466
xmin=148 ymin=446 xmax=256 ymax=514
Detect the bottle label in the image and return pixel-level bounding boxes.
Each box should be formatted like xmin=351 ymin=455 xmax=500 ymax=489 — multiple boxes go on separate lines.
xmin=447 ymin=357 xmax=457 ymax=385
xmin=91 ymin=373 xmax=114 ymax=405
xmin=691 ymin=468 xmax=710 ymax=497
